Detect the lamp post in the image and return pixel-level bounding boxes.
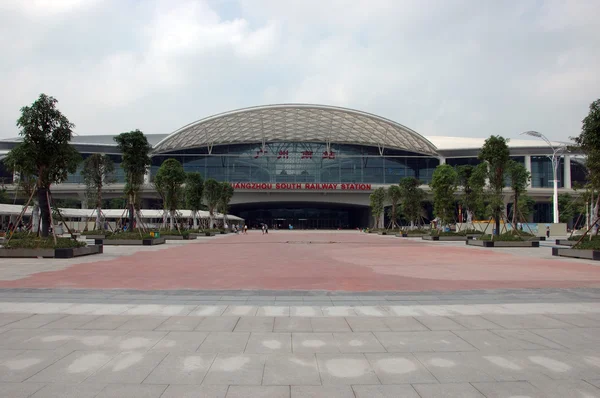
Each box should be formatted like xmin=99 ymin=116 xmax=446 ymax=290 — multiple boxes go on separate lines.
xmin=520 ymin=131 xmax=566 ymax=224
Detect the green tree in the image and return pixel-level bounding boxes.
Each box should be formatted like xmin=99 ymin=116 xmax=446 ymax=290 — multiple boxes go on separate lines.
xmin=431 ymin=164 xmax=458 ymax=227
xmin=478 ymin=135 xmax=510 ymax=235
xmin=4 ymin=94 xmax=81 ymax=237
xmin=114 ymin=130 xmax=152 ymax=231
xmin=217 ymin=182 xmax=235 ymax=228
xmin=573 ymin=99 xmax=600 ymax=224
xmin=204 ymin=178 xmax=221 ymax=228
xmin=456 ymin=164 xmax=486 ymax=224
xmin=399 ymin=177 xmax=425 ymax=227
xmin=154 ymin=159 xmax=187 ymax=230
xmin=518 ymin=194 xmax=536 ymax=220
xmin=386 ymin=184 xmax=402 ymax=229
xmin=506 ymin=160 xmax=531 ymax=226
xmin=185 ymin=172 xmax=204 ymax=229
xmin=369 ymin=187 xmax=386 ymax=228
xmin=558 ymin=193 xmax=576 ymax=224
xmin=81 ymin=154 xmax=115 ymax=230
xmin=106 ymin=197 xmax=127 ymax=209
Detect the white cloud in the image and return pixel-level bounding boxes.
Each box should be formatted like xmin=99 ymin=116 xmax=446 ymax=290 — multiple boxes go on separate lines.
xmin=0 ymin=0 xmax=599 ymax=141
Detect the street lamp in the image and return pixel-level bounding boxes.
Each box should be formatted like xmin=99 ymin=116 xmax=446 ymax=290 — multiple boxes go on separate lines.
xmin=520 ymin=131 xmax=567 ymax=224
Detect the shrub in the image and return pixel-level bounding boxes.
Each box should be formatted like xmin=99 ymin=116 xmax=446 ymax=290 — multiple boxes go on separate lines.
xmin=573 ymin=240 xmax=600 ymax=250
xmin=105 ymin=231 xmax=154 ymax=240
xmin=568 ymin=234 xmax=600 ymax=242
xmin=5 ymin=237 xmax=85 ymax=249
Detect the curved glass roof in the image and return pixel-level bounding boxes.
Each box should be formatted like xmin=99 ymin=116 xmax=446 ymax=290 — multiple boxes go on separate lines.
xmin=153 ymin=104 xmax=439 ymax=155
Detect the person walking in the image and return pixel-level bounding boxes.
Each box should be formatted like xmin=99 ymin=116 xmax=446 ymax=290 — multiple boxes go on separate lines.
xmin=243 ymin=224 xmax=248 ymax=234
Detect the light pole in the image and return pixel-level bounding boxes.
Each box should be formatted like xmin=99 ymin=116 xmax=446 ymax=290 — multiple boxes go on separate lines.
xmin=520 ymin=131 xmax=566 ymax=224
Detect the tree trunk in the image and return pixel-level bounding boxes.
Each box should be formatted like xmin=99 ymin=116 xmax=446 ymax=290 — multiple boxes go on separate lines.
xmin=38 ymin=187 xmax=50 ymax=238
xmin=32 ymin=202 xmax=40 ymax=233
xmin=209 ymin=210 xmax=214 ymax=230
xmin=494 ymin=213 xmax=500 ymax=236
xmin=193 ymin=211 xmax=198 ymax=229
xmin=512 ymin=194 xmax=517 ymax=226
xmin=128 ymin=194 xmax=135 ymax=231
xmin=170 ymin=210 xmax=175 ymax=230
xmin=96 ymin=207 xmax=102 ymax=230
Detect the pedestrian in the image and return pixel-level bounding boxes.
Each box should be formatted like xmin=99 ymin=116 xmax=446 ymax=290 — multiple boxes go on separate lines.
xmin=262 ymin=224 xmax=265 ymax=234
xmin=244 ymin=224 xmax=248 ymax=234
xmin=546 ymin=225 xmax=550 ymax=238
xmin=265 ymin=224 xmax=269 ymax=234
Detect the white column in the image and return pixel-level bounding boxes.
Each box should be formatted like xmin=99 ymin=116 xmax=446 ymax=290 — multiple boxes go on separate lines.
xmin=144 ymin=167 xmax=151 ymax=184
xmin=439 ymin=157 xmax=446 ymax=165
xmin=524 ymin=155 xmax=532 ymax=188
xmin=563 ymin=155 xmax=571 ymax=189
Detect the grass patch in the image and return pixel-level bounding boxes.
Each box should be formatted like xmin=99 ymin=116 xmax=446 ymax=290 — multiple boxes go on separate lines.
xmin=105 ymin=231 xmax=155 ymax=240
xmin=568 ymin=234 xmax=600 ymax=241
xmin=573 ymin=240 xmax=600 ymax=250
xmin=5 ymin=237 xmax=86 ymax=249
xmin=431 ymin=229 xmax=482 ymax=237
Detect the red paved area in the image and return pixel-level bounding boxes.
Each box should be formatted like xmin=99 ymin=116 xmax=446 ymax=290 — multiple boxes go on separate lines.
xmin=1 ymin=232 xmax=600 ymax=291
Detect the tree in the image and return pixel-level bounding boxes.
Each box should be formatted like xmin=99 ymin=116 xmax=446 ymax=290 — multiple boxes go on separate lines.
xmin=573 ymin=99 xmax=600 ymax=225
xmin=399 ymin=177 xmax=425 ymax=227
xmin=185 ymin=172 xmax=204 ymax=229
xmin=518 ymin=194 xmax=536 ymax=220
xmin=478 ymin=135 xmax=510 ymax=235
xmin=386 ymin=185 xmax=402 ymax=229
xmin=456 ymin=164 xmax=486 ymax=224
xmin=154 ymin=158 xmax=186 ymax=230
xmin=114 ymin=130 xmax=152 ymax=232
xmin=430 ymin=164 xmax=458 ymax=228
xmin=204 ymin=178 xmax=221 ymax=229
xmin=506 ymin=160 xmax=531 ymax=226
xmin=369 ymin=187 xmax=386 ymax=228
xmin=81 ymin=154 xmax=115 ymax=230
xmin=4 ymin=94 xmax=81 ymax=237
xmin=558 ymin=193 xmax=576 ymax=224
xmin=217 ymin=182 xmax=235 ymax=227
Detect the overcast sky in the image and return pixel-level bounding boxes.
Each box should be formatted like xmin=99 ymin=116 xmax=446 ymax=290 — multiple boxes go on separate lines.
xmin=1 ymin=0 xmax=599 ymax=142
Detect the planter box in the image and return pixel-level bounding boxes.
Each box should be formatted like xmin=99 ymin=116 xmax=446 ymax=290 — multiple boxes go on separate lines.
xmin=163 ymin=235 xmax=197 ymax=241
xmin=466 ymin=240 xmax=540 ymax=248
xmin=423 ymin=235 xmax=468 ymax=241
xmin=555 ymin=239 xmax=576 ymax=247
xmin=552 ymin=247 xmax=600 ymax=260
xmin=82 ymin=234 xmax=106 ymax=240
xmin=400 ymin=233 xmax=428 ymax=238
xmin=190 ymin=232 xmax=216 ymax=237
xmin=377 ymin=231 xmax=388 ymax=235
xmin=0 ymin=244 xmax=102 ymax=258
xmin=95 ymin=237 xmax=166 ymax=246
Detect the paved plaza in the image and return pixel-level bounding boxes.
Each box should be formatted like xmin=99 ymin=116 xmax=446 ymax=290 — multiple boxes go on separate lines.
xmin=0 ymin=231 xmax=599 ymax=397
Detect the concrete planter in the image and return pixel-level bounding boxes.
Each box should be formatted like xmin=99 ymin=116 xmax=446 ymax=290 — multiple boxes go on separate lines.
xmin=555 ymin=239 xmax=576 ymax=247
xmin=0 ymin=244 xmax=102 ymax=258
xmin=95 ymin=237 xmax=166 ymax=246
xmin=423 ymin=235 xmax=468 ymax=241
xmin=190 ymin=232 xmax=216 ymax=237
xmin=552 ymin=247 xmax=600 ymax=260
xmin=82 ymin=234 xmax=106 ymax=240
xmin=466 ymin=240 xmax=540 ymax=248
xmin=163 ymin=235 xmax=197 ymax=241
xmin=400 ymin=233 xmax=428 ymax=238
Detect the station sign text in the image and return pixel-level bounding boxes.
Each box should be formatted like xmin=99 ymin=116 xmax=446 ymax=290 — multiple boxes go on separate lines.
xmin=230 ymin=182 xmax=372 ymax=191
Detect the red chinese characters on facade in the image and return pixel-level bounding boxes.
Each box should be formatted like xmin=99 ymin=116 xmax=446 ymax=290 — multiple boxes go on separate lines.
xmin=301 ymin=151 xmax=313 ymax=159
xmin=254 ymin=148 xmax=267 ymax=159
xmin=277 ymin=150 xmax=289 ymax=159
xmin=322 ymin=151 xmax=336 ymax=159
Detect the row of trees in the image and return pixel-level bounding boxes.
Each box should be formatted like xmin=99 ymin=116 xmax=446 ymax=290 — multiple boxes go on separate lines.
xmin=370 ymin=136 xmax=533 ymax=234
xmin=5 ymin=94 xmax=236 ymax=237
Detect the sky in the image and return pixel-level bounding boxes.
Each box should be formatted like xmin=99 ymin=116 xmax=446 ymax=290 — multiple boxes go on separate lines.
xmin=0 ymin=0 xmax=599 ymax=142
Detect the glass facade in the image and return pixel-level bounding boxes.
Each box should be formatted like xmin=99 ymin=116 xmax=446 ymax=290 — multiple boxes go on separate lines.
xmin=65 ymin=154 xmax=126 ymax=184
xmin=531 ymin=156 xmax=564 ymax=188
xmin=152 ymin=142 xmax=439 ymax=184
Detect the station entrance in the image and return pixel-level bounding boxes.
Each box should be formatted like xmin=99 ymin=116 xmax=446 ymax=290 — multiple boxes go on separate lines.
xmin=229 ymin=202 xmax=370 ymax=230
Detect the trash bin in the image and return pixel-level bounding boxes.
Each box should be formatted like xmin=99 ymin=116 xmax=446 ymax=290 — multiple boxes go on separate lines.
xmin=152 ymin=231 xmax=160 ymax=238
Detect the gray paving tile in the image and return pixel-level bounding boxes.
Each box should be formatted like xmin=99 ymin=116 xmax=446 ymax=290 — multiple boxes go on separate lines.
xmin=366 ymin=353 xmax=436 ymax=384
xmin=226 ymin=386 xmax=290 ymax=398
xmin=310 ymin=318 xmax=350 ymax=332
xmin=28 ymin=351 xmax=117 ymax=383
xmin=413 ymin=382 xmax=485 ymax=398
xmin=587 ymin=379 xmax=600 ymax=389
xmin=154 ymin=316 xmax=203 ymax=331
xmin=0 ymin=313 xmax=32 ymax=327
xmin=116 ymin=315 xmax=170 ymax=331
xmin=0 ymin=383 xmax=46 ymax=398
xmin=471 ymin=381 xmax=546 ymax=398
xmin=222 ymin=305 xmax=259 ymax=317
xmin=510 ymin=349 xmax=600 ymax=380
xmin=203 ymin=353 xmax=266 ymax=385
xmin=333 ymin=332 xmax=386 ymax=353
xmin=415 ymin=316 xmax=465 ymax=330
xmin=195 ymin=316 xmax=239 ymax=332
xmin=143 ymin=352 xmax=215 ymax=384
xmin=274 ymin=317 xmax=313 ymax=332
xmin=30 ymin=383 xmax=106 ymax=398
xmin=0 ymin=350 xmax=69 ymax=382
xmin=234 ymin=317 xmax=274 ymax=332
xmin=453 ymin=330 xmax=561 ymax=352
xmin=316 ymin=353 xmax=379 ymax=385
xmin=76 ymin=315 xmax=129 ymax=330
xmin=292 ymin=333 xmax=339 ymax=353
xmin=5 ymin=314 xmax=66 ymax=329
xmin=450 ymin=315 xmax=505 ymax=330
xmin=151 ymin=331 xmax=208 ymax=351
xmin=160 ymin=384 xmax=228 ymax=398
xmin=41 ymin=315 xmax=100 ymax=329
xmin=85 ymin=351 xmax=167 ymax=384
xmin=197 ymin=332 xmax=250 ymax=353
xmin=263 ymin=354 xmax=320 ymax=385
xmin=481 ymin=314 xmax=574 ymax=329
xmin=546 ymin=314 xmax=600 ymax=328
xmin=375 ymin=331 xmax=476 ymax=352
xmin=9 ymin=329 xmax=81 ymax=350
xmin=56 ymin=330 xmax=128 ymax=351
xmin=291 ymin=386 xmax=355 ymax=398
xmin=530 ymin=328 xmax=600 ymax=350
xmin=95 ymin=384 xmax=167 ymax=398
xmin=353 ymin=385 xmax=420 ymax=398
xmin=381 ymin=317 xmax=429 ymax=332
xmin=528 ymin=379 xmax=600 ymax=398
xmin=416 ymin=351 xmax=499 ymax=383
xmin=245 ymin=333 xmax=292 ymax=354
xmin=346 ymin=317 xmax=391 ymax=332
